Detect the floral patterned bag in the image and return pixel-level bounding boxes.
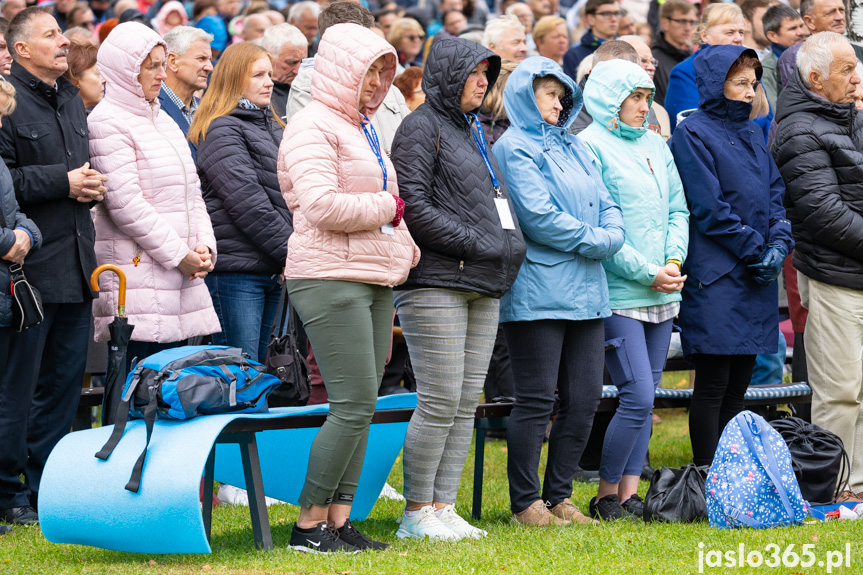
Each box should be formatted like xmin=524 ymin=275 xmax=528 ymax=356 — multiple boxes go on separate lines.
xmin=706 ymin=410 xmax=809 ymax=529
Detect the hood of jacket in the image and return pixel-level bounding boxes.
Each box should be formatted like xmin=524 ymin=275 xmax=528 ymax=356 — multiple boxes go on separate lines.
xmin=98 ymin=22 xmax=166 ymax=113
xmin=156 ymin=1 xmax=187 ymax=35
xmin=695 ymin=44 xmax=760 ymax=120
xmin=583 ymin=59 xmax=654 ymax=140
xmin=311 ymin=23 xmax=397 ymax=126
xmin=423 ymin=38 xmax=501 ymax=124
xmin=774 ymin=59 xmax=856 ymax=127
xmin=504 ymin=56 xmax=579 ymax=138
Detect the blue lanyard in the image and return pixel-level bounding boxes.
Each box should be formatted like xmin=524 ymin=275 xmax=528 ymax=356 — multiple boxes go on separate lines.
xmin=466 ymin=112 xmax=500 ymax=197
xmin=362 ymin=115 xmax=386 ymax=192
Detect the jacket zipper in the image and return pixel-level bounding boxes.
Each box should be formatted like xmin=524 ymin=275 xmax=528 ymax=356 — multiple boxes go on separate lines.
xmin=150 ymin=106 xmax=191 ymax=240
xmin=646 ymin=158 xmax=662 ymax=198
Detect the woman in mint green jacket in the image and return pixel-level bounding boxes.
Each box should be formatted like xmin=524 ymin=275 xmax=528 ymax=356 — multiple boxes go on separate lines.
xmin=578 ymin=59 xmax=689 ymax=521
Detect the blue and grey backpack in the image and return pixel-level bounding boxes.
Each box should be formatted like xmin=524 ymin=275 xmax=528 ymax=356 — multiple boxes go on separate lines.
xmin=706 ymin=410 xmax=809 ymax=529
xmin=95 ymin=345 xmax=281 ymax=492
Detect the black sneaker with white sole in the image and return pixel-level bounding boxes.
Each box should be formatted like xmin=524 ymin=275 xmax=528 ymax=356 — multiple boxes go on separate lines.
xmin=337 ymin=519 xmax=389 ymax=551
xmin=588 ymin=494 xmax=626 ymax=521
xmin=289 ymin=521 xmax=360 ymax=554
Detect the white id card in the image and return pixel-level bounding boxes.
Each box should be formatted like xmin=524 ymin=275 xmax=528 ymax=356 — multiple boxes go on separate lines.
xmin=381 ymin=223 xmax=395 ymax=236
xmin=494 ymin=197 xmax=515 ymax=230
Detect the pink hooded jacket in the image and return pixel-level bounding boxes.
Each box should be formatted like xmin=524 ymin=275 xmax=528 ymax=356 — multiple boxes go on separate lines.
xmin=89 ymin=22 xmax=220 ymax=343
xmin=155 ymin=1 xmax=188 ymax=37
xmin=278 ymin=23 xmax=420 ymax=287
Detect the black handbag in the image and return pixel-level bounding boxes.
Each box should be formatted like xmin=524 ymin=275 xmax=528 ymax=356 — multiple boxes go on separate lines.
xmin=263 ymin=284 xmax=310 ymax=407
xmin=644 ymin=464 xmax=709 ymax=523
xmin=770 ymin=417 xmax=849 ymax=505
xmin=8 ymin=262 xmax=43 ymax=332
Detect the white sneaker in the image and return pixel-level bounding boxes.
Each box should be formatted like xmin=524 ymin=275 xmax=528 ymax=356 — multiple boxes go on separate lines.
xmin=395 ymin=505 xmax=460 ymax=541
xmin=435 ymin=505 xmax=487 ymax=539
xmin=217 ymin=484 xmax=282 ymax=507
xmin=379 ymin=482 xmax=406 ymax=501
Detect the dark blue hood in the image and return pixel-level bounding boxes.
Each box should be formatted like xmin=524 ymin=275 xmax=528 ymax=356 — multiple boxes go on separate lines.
xmin=695 ymin=45 xmax=761 ymax=118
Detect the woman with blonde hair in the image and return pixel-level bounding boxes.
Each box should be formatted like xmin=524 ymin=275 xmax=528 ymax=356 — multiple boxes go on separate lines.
xmin=665 ymin=2 xmax=772 ymax=138
xmin=190 ymin=41 xmax=292 ymax=364
xmin=387 ymin=17 xmax=425 ymax=68
xmin=533 ymin=16 xmax=569 ymax=66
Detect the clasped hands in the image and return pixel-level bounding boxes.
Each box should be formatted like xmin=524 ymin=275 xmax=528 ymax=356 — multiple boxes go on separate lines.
xmin=747 ymin=244 xmax=787 ymax=286
xmin=178 ymin=244 xmax=213 ymax=280
xmin=68 ymin=162 xmax=108 ymax=202
xmin=651 ymin=262 xmax=686 ymax=293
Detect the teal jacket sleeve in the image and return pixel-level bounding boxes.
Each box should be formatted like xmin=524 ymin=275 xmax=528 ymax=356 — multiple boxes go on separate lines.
xmin=663 ymin=144 xmax=690 ymax=264
xmin=493 ymin=137 xmax=620 ymax=260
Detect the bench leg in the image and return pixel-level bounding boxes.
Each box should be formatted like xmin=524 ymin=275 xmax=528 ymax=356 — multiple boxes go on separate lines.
xmin=238 ymin=434 xmax=273 ymax=551
xmin=472 ymin=428 xmax=486 ymax=520
xmin=203 ymin=447 xmax=215 ymax=543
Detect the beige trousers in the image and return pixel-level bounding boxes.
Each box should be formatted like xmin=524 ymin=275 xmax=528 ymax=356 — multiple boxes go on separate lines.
xmin=800 ymin=272 xmax=863 ymax=492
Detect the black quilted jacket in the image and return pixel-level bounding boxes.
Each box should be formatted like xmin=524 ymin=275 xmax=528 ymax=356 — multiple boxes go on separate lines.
xmin=196 ymin=106 xmax=293 ymax=274
xmin=772 ymin=68 xmax=863 ymax=290
xmin=390 ymin=39 xmax=525 ymax=298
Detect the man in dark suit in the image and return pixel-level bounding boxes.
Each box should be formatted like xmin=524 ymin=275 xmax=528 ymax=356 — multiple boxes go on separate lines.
xmin=159 ymin=26 xmax=213 ymax=159
xmin=0 ymin=7 xmax=107 ymax=525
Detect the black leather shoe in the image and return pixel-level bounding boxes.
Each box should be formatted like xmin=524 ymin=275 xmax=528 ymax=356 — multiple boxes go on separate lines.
xmin=1 ymin=505 xmax=39 ymax=525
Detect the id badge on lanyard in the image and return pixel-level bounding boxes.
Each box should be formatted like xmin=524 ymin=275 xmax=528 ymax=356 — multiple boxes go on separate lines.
xmin=362 ymin=116 xmax=395 ymax=235
xmin=467 ymin=113 xmax=515 ymax=230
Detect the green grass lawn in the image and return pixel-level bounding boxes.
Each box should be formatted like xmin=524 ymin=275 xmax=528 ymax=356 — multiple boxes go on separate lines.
xmin=3 ymin=407 xmax=862 ymax=575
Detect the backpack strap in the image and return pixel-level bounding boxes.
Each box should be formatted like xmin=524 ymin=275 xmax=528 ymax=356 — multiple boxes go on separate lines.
xmin=125 ymin=384 xmax=159 ymax=493
xmin=94 ymin=367 xmax=143 ymax=461
xmin=269 ymin=284 xmax=289 ymax=339
xmin=738 ymin=412 xmax=799 ymax=524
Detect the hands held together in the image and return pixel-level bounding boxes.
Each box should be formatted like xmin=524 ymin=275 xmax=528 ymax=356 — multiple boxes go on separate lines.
xmin=651 ymin=262 xmax=687 ymax=294
xmin=178 ymin=244 xmax=214 ymax=280
xmin=68 ymin=162 xmax=108 ymax=203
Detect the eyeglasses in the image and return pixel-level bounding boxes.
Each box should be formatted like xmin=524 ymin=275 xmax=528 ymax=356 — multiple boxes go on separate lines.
xmin=667 ymin=17 xmax=699 ymax=27
xmin=593 ymin=10 xmax=621 ymax=18
xmin=640 ymin=57 xmax=659 ymax=67
xmin=725 ymin=78 xmax=760 ymax=91
xmin=404 ymin=34 xmax=425 ymax=41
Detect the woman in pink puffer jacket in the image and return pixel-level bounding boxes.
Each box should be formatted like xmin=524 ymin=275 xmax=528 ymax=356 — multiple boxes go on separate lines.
xmin=279 ymin=23 xmax=419 ymax=554
xmin=89 ymin=22 xmax=220 ymax=359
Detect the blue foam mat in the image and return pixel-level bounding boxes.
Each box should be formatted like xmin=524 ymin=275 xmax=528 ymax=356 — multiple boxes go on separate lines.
xmin=39 ymin=393 xmax=416 ymax=554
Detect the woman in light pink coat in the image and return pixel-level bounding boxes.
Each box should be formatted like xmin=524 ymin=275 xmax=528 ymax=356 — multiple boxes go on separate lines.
xmin=279 ymin=23 xmax=419 ymax=554
xmin=89 ymin=22 xmax=220 ymax=361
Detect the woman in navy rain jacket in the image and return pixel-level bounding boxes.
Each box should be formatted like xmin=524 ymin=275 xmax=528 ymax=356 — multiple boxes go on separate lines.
xmin=668 ymin=44 xmax=793 ymax=466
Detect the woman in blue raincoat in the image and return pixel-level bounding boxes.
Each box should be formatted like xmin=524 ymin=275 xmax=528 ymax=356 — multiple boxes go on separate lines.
xmin=578 ymin=59 xmax=689 ymax=521
xmin=668 ymin=44 xmax=793 ymax=466
xmin=493 ymin=56 xmax=625 ymax=527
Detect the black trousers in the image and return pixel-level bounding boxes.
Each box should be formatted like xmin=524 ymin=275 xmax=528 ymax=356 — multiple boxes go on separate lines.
xmin=689 ymin=353 xmax=757 ymax=466
xmin=0 ymin=301 xmax=91 ymax=510
xmin=504 ymin=319 xmax=604 ymax=513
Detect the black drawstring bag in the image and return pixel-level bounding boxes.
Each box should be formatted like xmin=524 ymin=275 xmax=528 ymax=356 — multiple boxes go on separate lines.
xmin=263 ymin=285 xmax=310 ymax=407
xmin=770 ymin=417 xmax=849 ymax=505
xmin=9 ymin=262 xmax=43 ymax=332
xmin=644 ymin=464 xmax=710 ymax=523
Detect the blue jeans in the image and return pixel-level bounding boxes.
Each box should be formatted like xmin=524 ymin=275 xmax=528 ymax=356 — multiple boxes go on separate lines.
xmin=600 ymin=314 xmax=674 ymax=483
xmin=206 ymin=273 xmax=282 ymax=362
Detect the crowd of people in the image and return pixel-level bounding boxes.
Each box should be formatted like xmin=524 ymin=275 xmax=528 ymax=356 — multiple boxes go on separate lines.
xmin=0 ymin=0 xmax=860 ymax=555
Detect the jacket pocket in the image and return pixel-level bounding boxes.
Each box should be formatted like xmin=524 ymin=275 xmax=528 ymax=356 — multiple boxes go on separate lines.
xmin=16 ymin=123 xmax=52 ymax=143
xmin=525 ymin=244 xmax=574 ymax=266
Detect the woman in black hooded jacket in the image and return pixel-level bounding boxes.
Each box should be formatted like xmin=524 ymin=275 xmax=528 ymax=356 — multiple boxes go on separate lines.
xmin=390 ymin=38 xmax=525 ymax=541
